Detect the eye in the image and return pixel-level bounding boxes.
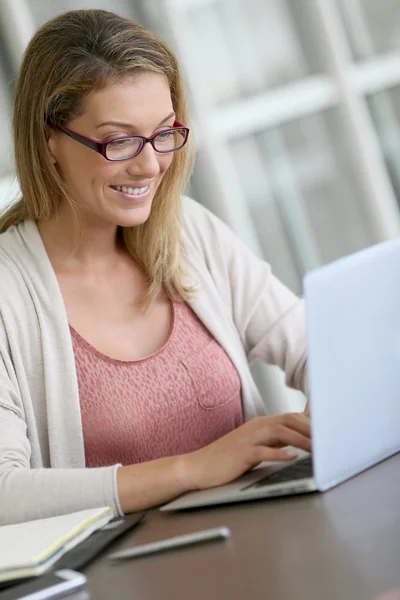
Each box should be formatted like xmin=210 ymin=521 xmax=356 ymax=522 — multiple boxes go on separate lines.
xmin=156 ymin=130 xmax=174 ymax=139
xmin=155 ymin=131 xmax=176 ymax=144
xmin=107 ymin=137 xmax=133 ymax=147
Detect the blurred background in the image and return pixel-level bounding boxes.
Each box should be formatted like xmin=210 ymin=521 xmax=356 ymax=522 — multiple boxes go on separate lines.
xmin=1 ymin=0 xmax=400 ymax=412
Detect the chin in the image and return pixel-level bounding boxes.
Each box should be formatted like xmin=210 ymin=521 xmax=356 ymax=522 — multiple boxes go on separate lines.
xmin=115 ymin=204 xmax=153 ymax=228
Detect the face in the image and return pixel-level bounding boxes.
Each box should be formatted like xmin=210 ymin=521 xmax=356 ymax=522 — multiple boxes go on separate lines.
xmin=47 ymin=72 xmax=175 ymax=229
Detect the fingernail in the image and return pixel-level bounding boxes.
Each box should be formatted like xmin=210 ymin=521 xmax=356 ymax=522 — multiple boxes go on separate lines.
xmin=284 ymin=449 xmax=298 ymax=458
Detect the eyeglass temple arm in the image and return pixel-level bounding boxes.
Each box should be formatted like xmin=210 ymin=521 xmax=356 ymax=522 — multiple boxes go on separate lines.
xmin=47 ymin=119 xmax=104 ymax=152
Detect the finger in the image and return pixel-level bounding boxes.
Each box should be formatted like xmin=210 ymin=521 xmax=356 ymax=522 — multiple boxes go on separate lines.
xmin=279 ymin=413 xmax=311 ymax=437
xmin=255 ymin=424 xmax=312 ymax=453
xmin=250 ymin=413 xmax=311 ymax=437
xmin=252 ymin=445 xmax=300 ymax=464
xmin=254 ymin=414 xmax=311 ymax=439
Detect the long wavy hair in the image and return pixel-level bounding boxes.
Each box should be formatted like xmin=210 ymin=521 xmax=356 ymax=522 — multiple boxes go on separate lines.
xmin=0 ymin=9 xmax=195 ymax=303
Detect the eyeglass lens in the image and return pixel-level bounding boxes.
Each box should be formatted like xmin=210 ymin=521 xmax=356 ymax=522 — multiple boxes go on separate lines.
xmin=106 ymin=129 xmax=186 ymax=160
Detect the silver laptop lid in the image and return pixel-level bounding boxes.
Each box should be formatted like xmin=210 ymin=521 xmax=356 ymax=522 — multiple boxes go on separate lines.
xmin=305 ymin=237 xmax=400 ymax=491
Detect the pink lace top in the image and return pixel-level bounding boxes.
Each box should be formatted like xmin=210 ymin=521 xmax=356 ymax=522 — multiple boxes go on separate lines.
xmin=71 ymin=301 xmax=244 ymax=467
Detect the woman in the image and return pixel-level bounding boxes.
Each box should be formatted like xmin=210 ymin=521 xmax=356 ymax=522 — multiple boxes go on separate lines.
xmin=0 ymin=9 xmax=310 ymax=526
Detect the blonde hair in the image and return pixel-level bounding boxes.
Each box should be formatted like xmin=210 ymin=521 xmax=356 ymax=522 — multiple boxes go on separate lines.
xmin=0 ymin=9 xmax=195 ymax=303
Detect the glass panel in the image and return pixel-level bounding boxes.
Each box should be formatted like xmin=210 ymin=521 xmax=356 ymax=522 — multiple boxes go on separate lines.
xmin=223 ymin=135 xmax=303 ymax=292
xmin=339 ymin=0 xmax=400 ymax=58
xmin=366 ymin=86 xmax=400 ymax=205
xmin=0 ymin=65 xmax=13 ymax=180
xmin=183 ymin=0 xmax=327 ymax=106
xmin=30 ymin=0 xmax=138 ymax=27
xmin=229 ymin=108 xmax=378 ymax=294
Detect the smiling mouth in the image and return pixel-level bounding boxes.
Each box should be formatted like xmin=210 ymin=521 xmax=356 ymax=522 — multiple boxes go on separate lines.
xmin=110 ymin=184 xmax=150 ymax=197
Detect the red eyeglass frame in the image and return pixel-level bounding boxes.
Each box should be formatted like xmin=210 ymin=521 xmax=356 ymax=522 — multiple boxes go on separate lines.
xmin=47 ymin=119 xmax=190 ymax=161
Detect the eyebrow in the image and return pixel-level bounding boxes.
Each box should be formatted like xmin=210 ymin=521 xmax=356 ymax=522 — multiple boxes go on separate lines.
xmin=95 ymin=111 xmax=176 ymax=131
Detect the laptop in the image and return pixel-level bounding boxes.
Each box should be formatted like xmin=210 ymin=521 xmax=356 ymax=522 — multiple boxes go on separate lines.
xmin=161 ymin=237 xmax=400 ymax=511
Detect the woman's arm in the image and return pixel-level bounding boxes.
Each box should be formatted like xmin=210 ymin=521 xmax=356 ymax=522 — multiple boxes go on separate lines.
xmin=0 ymin=367 xmax=122 ymax=525
xmin=1 ymin=389 xmax=310 ymax=523
xmin=117 ymin=413 xmax=311 ymax=513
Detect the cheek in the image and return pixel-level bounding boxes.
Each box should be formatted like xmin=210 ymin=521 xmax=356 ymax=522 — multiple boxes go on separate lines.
xmin=97 ymin=164 xmax=122 ymax=184
xmin=72 ymin=157 xmax=118 ymax=189
xmin=159 ymin=154 xmax=174 ymax=176
xmin=57 ymin=148 xmax=100 ymax=184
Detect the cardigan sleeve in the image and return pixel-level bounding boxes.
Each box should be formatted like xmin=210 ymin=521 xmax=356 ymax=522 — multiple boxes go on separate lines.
xmin=183 ymin=199 xmax=308 ymax=395
xmin=0 ymin=226 xmax=124 ymax=526
xmin=0 ymin=323 xmax=123 ymax=526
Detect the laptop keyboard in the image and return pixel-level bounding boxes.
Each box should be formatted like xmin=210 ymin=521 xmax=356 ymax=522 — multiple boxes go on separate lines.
xmin=249 ymin=455 xmax=313 ymax=489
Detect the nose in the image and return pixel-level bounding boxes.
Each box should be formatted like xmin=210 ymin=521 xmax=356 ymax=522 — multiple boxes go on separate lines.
xmin=125 ymin=141 xmax=160 ymax=179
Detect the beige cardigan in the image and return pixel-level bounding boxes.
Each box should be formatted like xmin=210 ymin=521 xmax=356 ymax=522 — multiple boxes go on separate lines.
xmin=0 ymin=197 xmax=307 ymax=525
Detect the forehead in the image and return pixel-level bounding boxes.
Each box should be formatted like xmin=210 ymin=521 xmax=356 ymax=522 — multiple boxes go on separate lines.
xmin=76 ymin=72 xmax=173 ymax=128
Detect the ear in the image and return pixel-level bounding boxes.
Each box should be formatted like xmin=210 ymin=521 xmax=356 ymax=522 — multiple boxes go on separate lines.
xmin=45 ymin=127 xmax=58 ymax=165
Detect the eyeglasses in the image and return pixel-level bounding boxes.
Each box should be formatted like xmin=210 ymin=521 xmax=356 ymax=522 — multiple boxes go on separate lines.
xmin=47 ymin=119 xmax=189 ymax=161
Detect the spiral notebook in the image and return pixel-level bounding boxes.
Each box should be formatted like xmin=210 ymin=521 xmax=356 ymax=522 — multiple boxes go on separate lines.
xmin=0 ymin=507 xmax=114 ymax=583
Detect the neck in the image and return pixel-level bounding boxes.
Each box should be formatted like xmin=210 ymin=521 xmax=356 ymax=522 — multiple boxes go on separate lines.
xmin=37 ymin=203 xmax=122 ymax=273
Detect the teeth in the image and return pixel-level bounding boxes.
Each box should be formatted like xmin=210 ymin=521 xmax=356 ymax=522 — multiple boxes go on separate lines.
xmin=113 ymin=185 xmax=148 ymax=196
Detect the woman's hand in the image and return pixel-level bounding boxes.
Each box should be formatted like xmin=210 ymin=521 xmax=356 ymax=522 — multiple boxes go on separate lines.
xmin=183 ymin=413 xmax=311 ymax=491
xmin=117 ymin=412 xmax=310 ymax=514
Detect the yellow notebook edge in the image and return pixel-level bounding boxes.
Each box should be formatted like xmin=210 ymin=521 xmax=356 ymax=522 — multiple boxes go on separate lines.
xmin=0 ymin=507 xmax=114 ymax=583
xmin=36 ymin=506 xmax=114 ymax=563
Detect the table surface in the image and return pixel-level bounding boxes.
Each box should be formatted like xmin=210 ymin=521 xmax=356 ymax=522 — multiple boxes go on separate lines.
xmin=83 ymin=453 xmax=400 ymax=600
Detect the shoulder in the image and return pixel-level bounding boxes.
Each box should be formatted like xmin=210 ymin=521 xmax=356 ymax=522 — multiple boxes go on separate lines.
xmin=0 ymin=220 xmax=42 ymax=302
xmin=0 ymin=225 xmax=22 ymax=281
xmin=181 ymin=195 xmax=241 ymax=258
xmin=0 ymin=220 xmax=34 ymax=256
xmin=0 ymin=224 xmax=17 ymax=251
xmin=180 ymin=196 xmax=271 ymax=305
xmin=181 ymin=195 xmax=264 ymax=268
xmin=182 ymin=195 xmax=231 ymax=234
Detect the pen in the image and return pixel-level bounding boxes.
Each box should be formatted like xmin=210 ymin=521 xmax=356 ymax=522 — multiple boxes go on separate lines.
xmin=108 ymin=526 xmax=231 ymax=560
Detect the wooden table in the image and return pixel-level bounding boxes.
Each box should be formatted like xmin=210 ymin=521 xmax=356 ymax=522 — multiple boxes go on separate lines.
xmin=83 ymin=453 xmax=400 ymax=600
